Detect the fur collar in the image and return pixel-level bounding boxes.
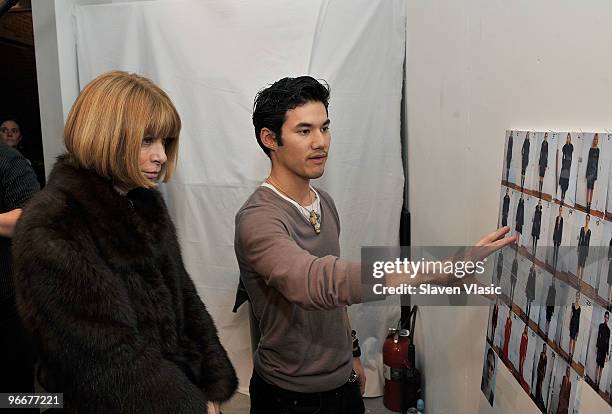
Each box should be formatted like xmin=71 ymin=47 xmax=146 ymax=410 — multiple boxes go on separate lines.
xmin=46 ymin=155 xmax=174 ymax=271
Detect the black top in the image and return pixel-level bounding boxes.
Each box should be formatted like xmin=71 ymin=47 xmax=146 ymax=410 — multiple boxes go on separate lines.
xmin=586 ymin=147 xmax=599 ymax=181
xmin=578 ymin=226 xmax=591 ymax=263
xmin=539 ymin=140 xmax=548 ymax=168
xmin=532 ymin=204 xmax=542 ymax=237
xmin=506 ymin=135 xmax=513 ymax=165
xmin=570 ymin=304 xmax=581 ymax=334
xmin=553 ymin=216 xmax=563 ymax=244
xmin=560 ymin=143 xmax=574 ymax=177
xmin=502 ymin=194 xmax=510 ymax=218
xmin=0 ymin=143 xmax=39 ymax=300
xmin=597 ymin=323 xmax=610 ymax=352
xmin=521 ymin=138 xmax=530 ymax=169
xmin=516 ymin=198 xmax=525 ymax=227
xmin=526 ymin=268 xmax=536 ymax=300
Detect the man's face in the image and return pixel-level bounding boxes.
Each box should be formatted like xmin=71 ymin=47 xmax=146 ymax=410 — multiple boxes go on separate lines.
xmin=272 ymin=101 xmax=330 ymax=180
xmin=0 ymin=120 xmax=22 ymax=147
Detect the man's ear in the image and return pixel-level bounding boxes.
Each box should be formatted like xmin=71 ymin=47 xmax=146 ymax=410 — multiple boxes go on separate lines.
xmin=260 ymin=128 xmax=278 ymax=152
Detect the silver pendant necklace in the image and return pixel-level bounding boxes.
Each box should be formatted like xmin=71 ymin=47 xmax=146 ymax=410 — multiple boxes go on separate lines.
xmin=266 ymin=177 xmax=321 ymax=234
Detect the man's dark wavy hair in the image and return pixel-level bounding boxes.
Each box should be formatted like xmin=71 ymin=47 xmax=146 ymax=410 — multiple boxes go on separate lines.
xmin=252 ymin=76 xmax=330 ymax=157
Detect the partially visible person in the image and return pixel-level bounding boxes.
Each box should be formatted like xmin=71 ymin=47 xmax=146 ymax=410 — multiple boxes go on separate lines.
xmin=535 ymin=343 xmax=547 ymax=407
xmin=0 ymin=118 xmax=46 ymax=187
xmin=12 ymin=71 xmax=237 ymax=413
xmin=558 ymin=133 xmax=573 ymax=203
xmin=595 ymin=311 xmax=610 ymax=390
xmin=568 ymin=292 xmax=581 ymax=361
xmin=0 ymin=142 xmax=39 ymax=401
xmin=481 ymin=347 xmax=496 ymax=405
xmin=556 ymin=366 xmax=571 ymax=414
xmin=0 ymin=119 xmax=23 ymax=149
xmin=585 ymin=133 xmax=599 ymax=214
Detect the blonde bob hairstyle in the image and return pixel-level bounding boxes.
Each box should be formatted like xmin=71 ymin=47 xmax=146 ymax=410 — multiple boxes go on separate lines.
xmin=64 ymin=71 xmax=180 ymax=189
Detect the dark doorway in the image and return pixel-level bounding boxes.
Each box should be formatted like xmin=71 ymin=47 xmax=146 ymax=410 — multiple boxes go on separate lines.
xmin=0 ymin=0 xmax=46 ymax=186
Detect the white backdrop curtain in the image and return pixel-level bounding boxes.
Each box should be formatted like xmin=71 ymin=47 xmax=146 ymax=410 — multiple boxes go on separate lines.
xmin=74 ymin=0 xmax=405 ymax=396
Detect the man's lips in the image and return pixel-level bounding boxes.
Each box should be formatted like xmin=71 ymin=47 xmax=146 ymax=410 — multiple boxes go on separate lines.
xmin=308 ymin=154 xmax=327 ymax=164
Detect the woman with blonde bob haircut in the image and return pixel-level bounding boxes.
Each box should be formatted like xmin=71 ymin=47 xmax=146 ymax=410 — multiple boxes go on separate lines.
xmin=12 ymin=71 xmax=237 ymax=413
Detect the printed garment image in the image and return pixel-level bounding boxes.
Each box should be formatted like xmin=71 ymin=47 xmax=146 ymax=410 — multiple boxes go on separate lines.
xmin=556 ymin=132 xmax=582 ymax=208
xmin=537 ymin=269 xmax=561 ymax=340
xmin=607 ymin=155 xmax=612 ymax=219
xmin=533 ymin=131 xmax=559 ymax=200
xmin=557 ymin=289 xmax=593 ymax=369
xmin=481 ymin=342 xmax=498 ymax=406
xmin=498 ymin=185 xmax=516 ymax=230
xmin=506 ymin=248 xmax=523 ymax=304
xmin=517 ymin=325 xmax=538 ymax=392
xmin=596 ymin=220 xmax=612 ymax=304
xmin=500 ymin=305 xmax=515 ymax=366
xmin=515 ymin=193 xmax=528 ymax=248
xmin=569 ymin=209 xmax=604 ymax=289
xmin=547 ymin=358 xmax=582 ymax=414
xmin=584 ymin=303 xmax=612 ymax=405
xmin=575 ymin=132 xmax=611 ymax=215
xmin=492 ymin=249 xmax=507 ymax=298
xmin=519 ymin=130 xmax=537 ymax=194
xmin=519 ymin=193 xmax=539 ymax=253
xmin=516 ymin=257 xmax=539 ymax=322
xmin=533 ymin=199 xmax=554 ymax=263
xmin=488 ymin=299 xmax=502 ymax=345
xmin=503 ymin=130 xmax=516 ymax=186
xmin=530 ymin=336 xmax=557 ymax=411
xmin=546 ymin=202 xmax=576 ymax=274
xmin=509 ymin=312 xmax=529 ymax=378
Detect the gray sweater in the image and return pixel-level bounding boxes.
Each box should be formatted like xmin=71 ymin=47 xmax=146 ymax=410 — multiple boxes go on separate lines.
xmin=234 ymin=186 xmax=363 ymax=392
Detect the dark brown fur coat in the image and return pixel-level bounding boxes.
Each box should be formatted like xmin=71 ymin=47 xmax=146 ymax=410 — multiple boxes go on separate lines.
xmin=12 ymin=155 xmax=237 ymax=412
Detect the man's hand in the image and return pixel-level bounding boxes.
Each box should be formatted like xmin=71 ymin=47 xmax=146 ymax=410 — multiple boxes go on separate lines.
xmin=352 ymin=357 xmax=366 ymax=395
xmin=207 ymin=401 xmax=220 ymax=414
xmin=472 ymin=226 xmax=518 ymax=261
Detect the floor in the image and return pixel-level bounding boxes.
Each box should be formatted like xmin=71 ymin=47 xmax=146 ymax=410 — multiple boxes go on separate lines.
xmin=221 ymin=392 xmax=397 ymax=414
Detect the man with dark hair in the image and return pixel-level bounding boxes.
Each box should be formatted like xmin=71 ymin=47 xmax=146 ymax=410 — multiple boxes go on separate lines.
xmin=234 ymin=76 xmax=513 ymax=414
xmin=236 ymin=76 xmax=366 ymax=413
xmin=595 ymin=311 xmax=610 ymax=390
xmin=0 ymin=143 xmax=39 ymax=398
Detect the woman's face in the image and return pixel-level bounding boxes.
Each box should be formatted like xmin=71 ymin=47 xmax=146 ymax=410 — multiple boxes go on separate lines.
xmin=0 ymin=120 xmax=22 ymax=147
xmin=139 ymin=136 xmax=168 ymax=182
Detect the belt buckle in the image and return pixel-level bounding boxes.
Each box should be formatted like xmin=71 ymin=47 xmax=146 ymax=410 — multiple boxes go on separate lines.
xmin=348 ymin=369 xmax=359 ymax=383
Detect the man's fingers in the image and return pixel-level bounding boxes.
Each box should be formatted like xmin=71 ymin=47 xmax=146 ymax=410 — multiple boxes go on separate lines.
xmin=477 ymin=226 xmax=511 ymax=246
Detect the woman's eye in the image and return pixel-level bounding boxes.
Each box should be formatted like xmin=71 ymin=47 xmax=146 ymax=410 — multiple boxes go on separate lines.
xmin=143 ymin=137 xmax=153 ymax=145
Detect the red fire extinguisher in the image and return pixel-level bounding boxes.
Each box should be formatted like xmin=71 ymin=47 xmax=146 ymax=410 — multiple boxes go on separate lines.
xmin=384 ymin=305 xmax=421 ymax=413
xmin=383 ymin=328 xmax=410 ymax=412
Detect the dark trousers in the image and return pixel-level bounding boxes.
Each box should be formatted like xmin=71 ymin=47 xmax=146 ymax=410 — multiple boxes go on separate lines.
xmin=0 ymin=296 xmax=37 ymax=413
xmin=249 ymin=370 xmax=365 ymax=414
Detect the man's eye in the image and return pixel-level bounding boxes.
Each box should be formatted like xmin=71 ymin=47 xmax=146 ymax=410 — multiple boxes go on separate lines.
xmin=322 ymin=126 xmax=330 ymax=133
xmin=298 ymin=130 xmax=309 ymax=135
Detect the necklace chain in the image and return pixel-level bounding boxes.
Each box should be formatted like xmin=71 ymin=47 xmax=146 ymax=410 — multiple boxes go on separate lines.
xmin=266 ymin=177 xmax=321 ymax=234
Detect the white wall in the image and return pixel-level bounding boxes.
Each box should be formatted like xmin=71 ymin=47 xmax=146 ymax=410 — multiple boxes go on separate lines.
xmin=405 ymin=1 xmax=612 ymax=413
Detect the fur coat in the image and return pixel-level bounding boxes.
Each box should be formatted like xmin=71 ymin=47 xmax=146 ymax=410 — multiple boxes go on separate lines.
xmin=12 ymin=155 xmax=237 ymax=413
